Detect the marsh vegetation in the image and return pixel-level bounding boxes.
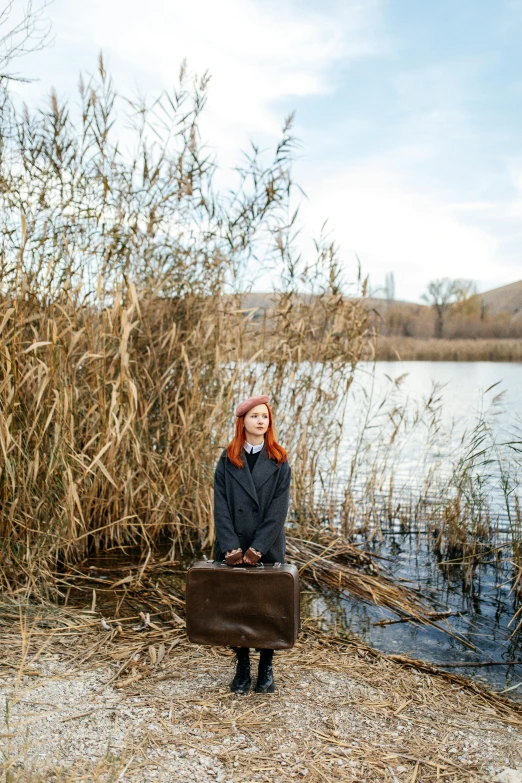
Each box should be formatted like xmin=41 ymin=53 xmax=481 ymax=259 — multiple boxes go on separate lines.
xmin=0 ymin=58 xmax=371 ymax=590
xmin=0 ymin=57 xmax=521 ymax=690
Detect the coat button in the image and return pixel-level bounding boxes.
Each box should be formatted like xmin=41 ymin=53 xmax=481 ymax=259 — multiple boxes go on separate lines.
xmin=238 ymin=508 xmax=243 ymax=514
xmin=253 ymin=509 xmax=258 ymax=514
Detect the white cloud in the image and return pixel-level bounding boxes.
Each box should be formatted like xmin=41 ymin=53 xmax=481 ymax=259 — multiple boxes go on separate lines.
xmin=297 ymin=161 xmax=511 ymax=300
xmin=13 ymin=1 xmax=522 ymax=300
xmin=16 ymin=0 xmax=388 ymax=168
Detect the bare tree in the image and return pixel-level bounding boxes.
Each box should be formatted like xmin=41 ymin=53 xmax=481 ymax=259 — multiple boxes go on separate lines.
xmin=421 ymin=278 xmax=476 ymax=338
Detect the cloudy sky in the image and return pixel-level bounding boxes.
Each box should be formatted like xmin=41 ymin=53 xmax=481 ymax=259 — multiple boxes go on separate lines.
xmin=11 ymin=0 xmax=522 ymax=301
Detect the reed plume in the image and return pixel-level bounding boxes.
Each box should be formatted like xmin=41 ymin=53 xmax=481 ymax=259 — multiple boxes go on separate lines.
xmin=0 ymin=58 xmax=370 ymax=590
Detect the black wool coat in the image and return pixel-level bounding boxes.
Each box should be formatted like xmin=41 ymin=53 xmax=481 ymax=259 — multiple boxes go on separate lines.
xmin=213 ymin=446 xmax=291 ymax=564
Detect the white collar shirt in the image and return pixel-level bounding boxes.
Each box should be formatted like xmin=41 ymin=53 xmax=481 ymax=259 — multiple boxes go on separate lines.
xmin=244 ymin=441 xmax=264 ymax=454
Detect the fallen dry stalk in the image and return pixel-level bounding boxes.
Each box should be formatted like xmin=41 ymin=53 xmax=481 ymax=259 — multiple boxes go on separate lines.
xmin=0 ymin=599 xmax=521 ymax=783
xmin=287 ymin=536 xmax=477 ymax=650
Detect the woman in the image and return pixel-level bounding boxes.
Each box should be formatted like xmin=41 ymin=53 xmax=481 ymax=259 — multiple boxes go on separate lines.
xmin=213 ymin=394 xmax=291 ymax=695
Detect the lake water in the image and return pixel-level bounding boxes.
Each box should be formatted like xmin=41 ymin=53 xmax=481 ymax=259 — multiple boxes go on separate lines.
xmin=357 ymin=362 xmax=522 ymax=430
xmin=327 ymin=361 xmax=522 ymax=525
xmin=307 ymin=361 xmax=522 ymax=698
xmin=303 ymin=532 xmax=522 ymax=698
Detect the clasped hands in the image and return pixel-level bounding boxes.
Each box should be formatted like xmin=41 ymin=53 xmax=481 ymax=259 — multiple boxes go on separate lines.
xmin=225 ymin=547 xmax=262 ymax=566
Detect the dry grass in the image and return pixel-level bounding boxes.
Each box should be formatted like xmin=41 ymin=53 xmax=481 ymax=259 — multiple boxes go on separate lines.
xmin=0 ymin=58 xmax=371 ymax=590
xmin=1 ymin=592 xmax=522 ymax=783
xmin=374 ymin=336 xmax=522 ymax=362
xmin=0 ymin=287 xmax=369 ymax=591
xmin=42 ymin=540 xmax=459 ymax=644
xmin=287 ymin=537 xmax=472 ymax=644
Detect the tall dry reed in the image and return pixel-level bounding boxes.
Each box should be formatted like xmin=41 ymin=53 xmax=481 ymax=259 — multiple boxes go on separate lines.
xmin=0 ymin=58 xmax=370 ymax=590
xmin=2 ymin=55 xmax=519 ymax=609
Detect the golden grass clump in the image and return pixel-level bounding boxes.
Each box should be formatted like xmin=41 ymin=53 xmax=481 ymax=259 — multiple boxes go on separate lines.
xmin=374 ymin=336 xmax=522 ymax=362
xmin=0 ymin=58 xmax=371 ymax=590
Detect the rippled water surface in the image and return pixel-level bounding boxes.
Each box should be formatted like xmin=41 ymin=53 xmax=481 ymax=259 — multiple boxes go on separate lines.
xmin=338 ymin=361 xmax=522 ymax=496
xmin=302 ymin=531 xmax=522 ymax=699
xmin=308 ymin=361 xmax=522 ymax=697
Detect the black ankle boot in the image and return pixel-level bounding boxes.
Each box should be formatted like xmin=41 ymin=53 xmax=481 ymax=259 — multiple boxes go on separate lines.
xmin=254 ymin=649 xmax=275 ymax=693
xmin=230 ymin=648 xmax=251 ymax=695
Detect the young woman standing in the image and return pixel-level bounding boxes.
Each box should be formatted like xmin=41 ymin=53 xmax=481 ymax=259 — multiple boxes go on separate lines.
xmin=213 ymin=395 xmax=291 ymax=694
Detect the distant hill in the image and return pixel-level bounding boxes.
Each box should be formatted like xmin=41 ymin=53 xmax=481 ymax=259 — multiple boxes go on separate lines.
xmin=241 ymin=282 xmax=522 ymax=321
xmin=475 ymin=280 xmax=522 ymax=319
xmin=230 ymin=282 xmax=522 ymax=341
xmin=240 ymin=291 xmax=322 ymax=309
xmin=364 ymin=296 xmax=421 ymax=314
xmin=239 ymin=291 xmax=417 ymax=312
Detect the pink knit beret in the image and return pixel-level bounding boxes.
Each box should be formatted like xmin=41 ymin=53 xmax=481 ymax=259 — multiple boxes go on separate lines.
xmin=235 ymin=395 xmax=270 ymax=418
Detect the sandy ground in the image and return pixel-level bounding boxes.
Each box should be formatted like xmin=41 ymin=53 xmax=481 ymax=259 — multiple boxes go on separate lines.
xmin=1 ymin=619 xmax=522 ymax=783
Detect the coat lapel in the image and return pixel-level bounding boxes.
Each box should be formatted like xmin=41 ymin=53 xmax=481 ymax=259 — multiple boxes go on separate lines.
xmin=251 ymin=446 xmax=279 ymax=493
xmin=226 ymin=456 xmax=259 ymax=505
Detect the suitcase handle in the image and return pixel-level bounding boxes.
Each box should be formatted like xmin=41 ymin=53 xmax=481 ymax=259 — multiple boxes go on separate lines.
xmin=213 ymin=560 xmax=282 ymax=568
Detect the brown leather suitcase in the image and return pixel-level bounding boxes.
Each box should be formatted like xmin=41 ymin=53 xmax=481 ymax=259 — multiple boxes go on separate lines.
xmin=185 ymin=561 xmax=300 ymax=649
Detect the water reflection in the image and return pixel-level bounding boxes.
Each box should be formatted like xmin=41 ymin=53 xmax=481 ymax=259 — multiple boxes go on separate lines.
xmin=331 ymin=361 xmax=522 ymax=516
xmin=302 ymin=530 xmax=522 ymax=699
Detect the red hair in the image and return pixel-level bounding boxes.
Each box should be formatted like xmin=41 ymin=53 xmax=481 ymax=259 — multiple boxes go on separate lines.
xmin=226 ymin=403 xmax=287 ymax=468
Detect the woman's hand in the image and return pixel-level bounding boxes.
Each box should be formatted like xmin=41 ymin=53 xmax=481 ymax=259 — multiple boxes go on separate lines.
xmin=225 ymin=548 xmax=243 ymax=566
xmin=243 ymin=547 xmax=262 ymax=565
